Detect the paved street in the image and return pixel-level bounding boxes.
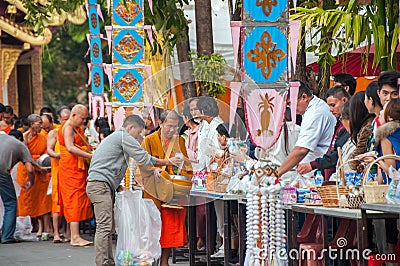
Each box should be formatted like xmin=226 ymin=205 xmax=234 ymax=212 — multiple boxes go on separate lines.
xmin=0 ymin=234 xmax=191 ymax=266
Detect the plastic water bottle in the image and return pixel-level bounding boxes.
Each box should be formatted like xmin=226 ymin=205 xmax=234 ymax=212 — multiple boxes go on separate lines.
xmin=314 ymin=171 xmax=324 ymax=186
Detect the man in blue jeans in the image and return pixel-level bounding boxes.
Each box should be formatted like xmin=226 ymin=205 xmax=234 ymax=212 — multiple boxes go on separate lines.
xmin=0 ymin=132 xmax=35 ymax=243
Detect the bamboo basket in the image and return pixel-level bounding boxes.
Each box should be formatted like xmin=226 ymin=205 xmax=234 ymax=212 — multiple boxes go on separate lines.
xmin=363 ymin=155 xmax=400 ymax=204
xmin=207 ymin=157 xmax=232 ymax=193
xmin=317 ymin=147 xmax=349 ymax=207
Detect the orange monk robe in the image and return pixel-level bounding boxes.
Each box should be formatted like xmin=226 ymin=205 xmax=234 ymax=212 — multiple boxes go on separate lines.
xmin=51 ymin=139 xmax=61 ymax=214
xmin=58 ymin=123 xmax=93 ymax=222
xmin=2 ymin=125 xmax=11 ymax=134
xmin=17 ymin=133 xmax=52 ymax=217
xmin=139 ymin=130 xmax=192 ymax=248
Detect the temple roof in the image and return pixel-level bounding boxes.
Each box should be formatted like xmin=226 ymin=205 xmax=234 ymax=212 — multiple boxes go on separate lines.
xmin=0 ymin=0 xmax=86 ymax=45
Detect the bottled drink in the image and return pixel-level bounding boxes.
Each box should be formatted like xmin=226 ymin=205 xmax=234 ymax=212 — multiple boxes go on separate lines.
xmin=314 ymin=170 xmax=324 ymax=186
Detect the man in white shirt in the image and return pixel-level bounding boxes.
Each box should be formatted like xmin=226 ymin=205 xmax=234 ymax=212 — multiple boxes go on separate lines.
xmin=277 ymin=81 xmax=336 ymax=182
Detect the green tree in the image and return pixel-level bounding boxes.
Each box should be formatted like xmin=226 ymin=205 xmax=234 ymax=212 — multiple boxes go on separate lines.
xmin=291 ymin=0 xmax=400 ymax=92
xmin=42 ymin=27 xmax=89 ymax=109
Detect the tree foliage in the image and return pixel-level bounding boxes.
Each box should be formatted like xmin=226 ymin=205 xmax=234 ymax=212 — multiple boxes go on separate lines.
xmin=42 ymin=27 xmax=89 ymax=109
xmin=291 ymin=0 xmax=400 ymax=73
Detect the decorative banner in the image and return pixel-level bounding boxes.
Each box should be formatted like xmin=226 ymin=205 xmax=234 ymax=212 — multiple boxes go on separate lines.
xmin=97 ymin=4 xmax=104 ymax=22
xmin=103 ymin=63 xmax=113 ymax=89
xmin=243 ymin=26 xmax=288 ymax=84
xmin=87 ymin=63 xmax=92 ymax=85
xmin=88 ymin=5 xmax=100 ymax=35
xmin=148 ymin=0 xmax=153 ymax=15
xmin=92 ymin=95 xmax=105 ymax=120
xmin=144 ymin=25 xmax=154 ymax=46
xmin=112 ymin=0 xmax=143 ymax=27
xmin=144 ymin=64 xmax=153 ymax=89
xmin=242 ymin=0 xmax=287 ymax=22
xmin=113 ymin=68 xmax=143 ymax=104
xmin=105 ymin=26 xmax=113 ymax=55
xmin=229 ymin=82 xmax=242 ymax=132
xmin=132 ymin=107 xmax=143 ymax=118
xmin=113 ymin=106 xmax=126 ymax=131
xmin=90 ymin=36 xmax=103 ymax=64
xmin=88 ymin=0 xmax=97 ymax=5
xmin=112 ymin=29 xmax=144 ymax=65
xmin=105 ymin=102 xmax=113 ymax=128
xmin=289 ymin=20 xmax=301 ymax=74
xmin=243 ymin=88 xmax=287 ymax=149
xmin=91 ymin=65 xmax=105 ymax=94
xmin=289 ymin=81 xmax=300 ymax=128
xmin=230 ymin=21 xmax=241 ymax=71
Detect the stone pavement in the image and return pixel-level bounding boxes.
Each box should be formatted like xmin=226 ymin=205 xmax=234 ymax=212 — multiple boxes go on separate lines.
xmin=0 ymin=234 xmax=191 ymax=266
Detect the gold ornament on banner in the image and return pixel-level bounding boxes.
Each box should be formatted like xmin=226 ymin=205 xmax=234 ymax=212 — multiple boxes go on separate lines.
xmin=246 ymin=31 xmax=286 ymax=80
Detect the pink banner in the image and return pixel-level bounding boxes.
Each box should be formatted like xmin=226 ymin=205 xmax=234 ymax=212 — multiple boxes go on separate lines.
xmin=114 ymin=107 xmax=126 ymax=131
xmin=85 ymin=34 xmax=90 ymax=57
xmin=149 ymin=0 xmax=154 ymax=14
xmin=289 ymin=20 xmax=301 ymax=74
xmin=229 ymin=82 xmax=241 ymax=132
xmin=87 ymin=63 xmax=92 ymax=85
xmin=103 ymin=63 xmax=113 ymax=90
xmin=145 ymin=64 xmax=153 ymax=89
xmin=105 ymin=26 xmax=112 ymax=55
xmin=92 ymin=95 xmax=105 ymax=120
xmin=232 ymin=0 xmax=237 ymax=13
xmin=105 ymin=102 xmax=113 ymax=128
xmin=144 ymin=25 xmax=154 ymax=46
xmin=230 ymin=21 xmax=242 ymax=71
xmin=289 ymin=82 xmax=300 ymax=129
xmin=132 ymin=107 xmax=143 ymax=119
xmin=144 ymin=104 xmax=155 ymax=126
xmin=85 ymin=3 xmax=89 ymax=17
xmin=107 ymin=0 xmax=111 ymax=13
xmin=244 ymin=89 xmax=287 ymax=149
xmin=97 ymin=4 xmax=104 ymax=22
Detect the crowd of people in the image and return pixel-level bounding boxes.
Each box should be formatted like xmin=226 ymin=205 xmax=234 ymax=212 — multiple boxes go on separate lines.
xmin=0 ymin=70 xmax=400 ymax=266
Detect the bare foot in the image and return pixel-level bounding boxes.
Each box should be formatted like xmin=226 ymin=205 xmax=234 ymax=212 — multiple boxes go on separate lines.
xmin=70 ymin=237 xmax=93 ymax=247
xmin=53 ymin=234 xmax=62 ymax=243
xmin=36 ymin=231 xmax=42 ymax=238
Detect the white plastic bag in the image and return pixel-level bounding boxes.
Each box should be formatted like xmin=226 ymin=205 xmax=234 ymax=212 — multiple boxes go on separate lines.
xmin=114 ymin=190 xmax=162 ymax=265
xmin=386 ymin=166 xmax=400 ymax=204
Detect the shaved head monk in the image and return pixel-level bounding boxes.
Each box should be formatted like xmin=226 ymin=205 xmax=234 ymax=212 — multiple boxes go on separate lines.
xmin=58 ymin=104 xmax=93 ymax=246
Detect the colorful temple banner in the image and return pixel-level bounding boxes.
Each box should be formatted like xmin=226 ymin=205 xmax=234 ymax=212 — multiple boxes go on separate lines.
xmin=242 ymin=26 xmax=288 ymax=84
xmin=243 ymin=0 xmax=288 ymax=22
xmin=91 ymin=65 xmax=105 ymax=94
xmin=112 ymin=0 xmax=144 ymax=106
xmin=113 ymin=68 xmax=143 ymax=105
xmin=112 ymin=0 xmax=143 ymax=27
xmin=112 ymin=29 xmax=144 ymax=65
xmin=88 ymin=5 xmax=100 ymax=35
xmin=90 ymin=36 xmax=103 ymax=65
xmin=243 ymin=88 xmax=287 ymax=149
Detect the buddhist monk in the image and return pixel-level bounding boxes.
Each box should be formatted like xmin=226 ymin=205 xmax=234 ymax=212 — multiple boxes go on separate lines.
xmin=139 ymin=110 xmax=191 ymax=266
xmin=58 ymin=104 xmax=93 ymax=247
xmin=17 ymin=114 xmax=52 ymax=237
xmin=47 ymin=108 xmax=71 ymax=243
xmin=41 ymin=114 xmax=56 ymax=137
xmin=1 ymin=105 xmax=13 ymax=134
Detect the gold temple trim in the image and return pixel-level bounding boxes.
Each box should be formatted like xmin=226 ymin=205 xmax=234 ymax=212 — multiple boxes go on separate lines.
xmin=4 ymin=0 xmax=87 ymax=26
xmin=0 ymin=16 xmax=52 ymax=45
xmin=2 ymin=47 xmax=22 ymax=85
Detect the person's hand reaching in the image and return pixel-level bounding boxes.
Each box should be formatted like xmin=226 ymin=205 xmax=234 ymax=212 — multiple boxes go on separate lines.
xmin=297 ymin=163 xmax=312 ymax=175
xmin=169 ymin=157 xmax=183 ymax=167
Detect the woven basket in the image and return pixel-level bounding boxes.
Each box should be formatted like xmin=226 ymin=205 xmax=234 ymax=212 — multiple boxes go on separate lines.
xmin=363 ymin=155 xmax=400 ymax=203
xmin=317 ymin=148 xmax=349 ymax=207
xmin=346 ymin=195 xmax=365 ymax=209
xmin=317 ymin=186 xmax=349 ymax=207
